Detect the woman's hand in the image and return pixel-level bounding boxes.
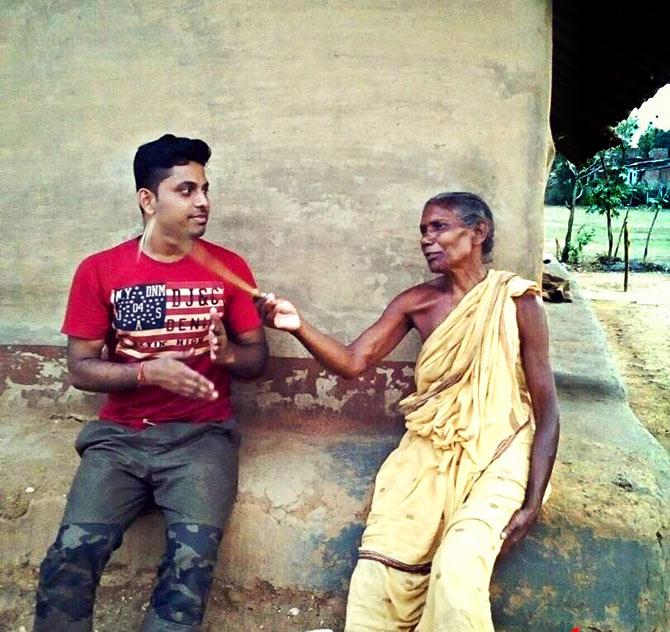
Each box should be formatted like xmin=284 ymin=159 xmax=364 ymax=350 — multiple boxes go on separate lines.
xmin=256 ymin=293 xmax=302 ymax=332
xmin=499 ymin=504 xmax=540 ymax=555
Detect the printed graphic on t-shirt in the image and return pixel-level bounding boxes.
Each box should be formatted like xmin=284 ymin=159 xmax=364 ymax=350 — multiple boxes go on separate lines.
xmin=111 ymin=282 xmax=224 ymax=359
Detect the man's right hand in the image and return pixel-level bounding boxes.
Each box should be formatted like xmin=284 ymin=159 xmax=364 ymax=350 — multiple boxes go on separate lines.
xmin=256 ymin=294 xmax=302 ymax=332
xmin=143 ymin=349 xmax=218 ymax=400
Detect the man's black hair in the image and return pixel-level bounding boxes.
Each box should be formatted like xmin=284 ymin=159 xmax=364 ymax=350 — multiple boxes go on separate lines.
xmin=133 ymin=134 xmax=211 ymax=194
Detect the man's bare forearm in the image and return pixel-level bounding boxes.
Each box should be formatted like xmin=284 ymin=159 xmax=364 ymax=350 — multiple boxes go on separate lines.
xmin=70 ymin=355 xmax=218 ymax=400
xmin=216 ymin=341 xmax=268 ymax=379
xmin=68 ymin=358 xmax=139 ymax=393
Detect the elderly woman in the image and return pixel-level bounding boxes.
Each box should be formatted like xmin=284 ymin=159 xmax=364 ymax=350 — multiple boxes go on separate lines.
xmin=258 ymin=192 xmax=560 ymax=632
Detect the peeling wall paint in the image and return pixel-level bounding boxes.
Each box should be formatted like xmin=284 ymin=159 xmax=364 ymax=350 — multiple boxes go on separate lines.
xmin=0 ymin=347 xmax=415 ymax=429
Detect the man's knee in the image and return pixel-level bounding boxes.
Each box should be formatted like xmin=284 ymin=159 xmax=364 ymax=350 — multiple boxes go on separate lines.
xmin=35 ymin=523 xmax=123 ymax=624
xmin=151 ymin=523 xmax=223 ymax=627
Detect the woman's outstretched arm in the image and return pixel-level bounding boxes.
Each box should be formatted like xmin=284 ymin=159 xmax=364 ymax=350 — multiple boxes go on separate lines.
xmin=257 ymin=292 xmax=414 ymax=378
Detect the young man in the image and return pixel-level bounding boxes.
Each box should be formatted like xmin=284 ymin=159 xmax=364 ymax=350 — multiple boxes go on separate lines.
xmin=34 ymin=134 xmax=268 ymax=632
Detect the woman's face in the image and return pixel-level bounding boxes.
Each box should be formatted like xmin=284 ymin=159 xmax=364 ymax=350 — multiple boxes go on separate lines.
xmin=419 ymin=204 xmax=485 ymax=273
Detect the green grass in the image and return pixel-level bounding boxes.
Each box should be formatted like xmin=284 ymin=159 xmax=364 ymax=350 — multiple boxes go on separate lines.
xmin=544 ymin=205 xmax=670 ymax=264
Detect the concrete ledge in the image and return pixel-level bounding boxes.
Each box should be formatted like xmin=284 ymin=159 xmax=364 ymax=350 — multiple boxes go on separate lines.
xmin=552 ymin=370 xmax=626 ymax=401
xmin=0 ymin=285 xmax=668 ymax=631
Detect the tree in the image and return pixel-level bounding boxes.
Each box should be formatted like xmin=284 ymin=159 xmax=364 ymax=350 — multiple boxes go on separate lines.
xmin=652 ymin=129 xmax=670 ymax=149
xmin=545 ymin=155 xmax=576 ymax=205
xmin=583 ymin=154 xmax=632 ymax=260
xmin=544 ymin=154 xmax=593 ymax=262
xmin=614 ymin=181 xmax=650 ymax=258
xmin=637 ymin=124 xmax=670 ymax=154
xmin=638 ymin=123 xmax=657 ymax=154
xmin=565 ymin=224 xmax=596 ymax=264
xmin=643 ymin=187 xmax=669 ymax=262
xmin=615 ymin=116 xmax=638 ymax=161
xmin=559 ymin=159 xmax=589 ymax=263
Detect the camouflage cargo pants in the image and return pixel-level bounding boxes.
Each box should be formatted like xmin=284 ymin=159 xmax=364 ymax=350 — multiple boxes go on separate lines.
xmin=34 ymin=420 xmax=240 ymax=632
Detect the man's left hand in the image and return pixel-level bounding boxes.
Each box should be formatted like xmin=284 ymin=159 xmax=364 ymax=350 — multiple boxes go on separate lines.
xmin=208 ymin=307 xmax=232 ymax=365
xmin=499 ymin=505 xmax=539 ymax=555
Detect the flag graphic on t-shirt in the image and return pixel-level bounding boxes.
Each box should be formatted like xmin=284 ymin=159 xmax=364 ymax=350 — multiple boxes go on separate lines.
xmin=111 ymin=282 xmax=224 ymax=359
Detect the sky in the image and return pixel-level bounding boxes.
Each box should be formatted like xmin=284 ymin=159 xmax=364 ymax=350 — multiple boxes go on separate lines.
xmin=629 ymin=83 xmax=670 ymax=145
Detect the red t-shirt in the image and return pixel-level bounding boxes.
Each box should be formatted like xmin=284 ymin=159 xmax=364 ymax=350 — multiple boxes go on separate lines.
xmin=62 ymin=238 xmax=262 ymax=428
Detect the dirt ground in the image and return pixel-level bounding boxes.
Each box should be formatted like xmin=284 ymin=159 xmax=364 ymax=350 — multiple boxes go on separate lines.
xmin=0 ymin=566 xmax=346 ymax=632
xmin=574 ymin=270 xmax=670 ymax=454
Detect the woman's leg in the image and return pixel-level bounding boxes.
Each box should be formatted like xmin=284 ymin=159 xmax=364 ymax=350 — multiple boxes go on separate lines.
xmin=345 ymin=559 xmax=430 ymax=631
xmin=417 ymin=428 xmax=532 ymax=632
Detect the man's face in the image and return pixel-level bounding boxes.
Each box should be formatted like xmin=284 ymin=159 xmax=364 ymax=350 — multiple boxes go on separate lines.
xmin=419 ymin=204 xmax=482 ymax=272
xmin=145 ymin=161 xmax=210 ymax=242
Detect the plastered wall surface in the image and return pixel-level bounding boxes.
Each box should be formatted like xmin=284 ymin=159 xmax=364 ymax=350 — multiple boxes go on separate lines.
xmin=3 ymin=7 xmax=670 ymax=629
xmin=0 ymin=0 xmax=552 ymax=358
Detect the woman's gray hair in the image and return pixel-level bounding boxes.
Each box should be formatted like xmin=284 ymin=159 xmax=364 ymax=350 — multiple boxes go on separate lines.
xmin=424 ymin=192 xmax=495 ymax=262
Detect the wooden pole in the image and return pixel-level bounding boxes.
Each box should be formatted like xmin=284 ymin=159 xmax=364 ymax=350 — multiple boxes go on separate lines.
xmin=614 ymin=207 xmax=630 ymax=259
xmin=643 ymin=205 xmax=661 ymax=262
xmin=623 ymin=221 xmax=630 ymax=292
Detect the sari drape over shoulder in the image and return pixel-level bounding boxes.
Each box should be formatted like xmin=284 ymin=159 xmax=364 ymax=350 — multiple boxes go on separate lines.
xmin=359 ymin=270 xmax=540 ymax=569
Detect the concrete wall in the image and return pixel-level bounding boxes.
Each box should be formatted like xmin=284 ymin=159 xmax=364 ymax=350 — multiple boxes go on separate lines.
xmin=2 ymin=287 xmax=669 ymax=630
xmin=11 ymin=3 xmax=653 ymax=631
xmin=0 ymin=0 xmax=668 ymax=622
xmin=0 ymin=0 xmax=552 ymax=356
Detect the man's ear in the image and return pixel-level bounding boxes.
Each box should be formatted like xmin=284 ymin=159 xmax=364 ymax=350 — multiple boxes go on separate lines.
xmin=137 ymin=188 xmax=156 ymax=216
xmin=472 ymin=220 xmax=489 ymax=247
